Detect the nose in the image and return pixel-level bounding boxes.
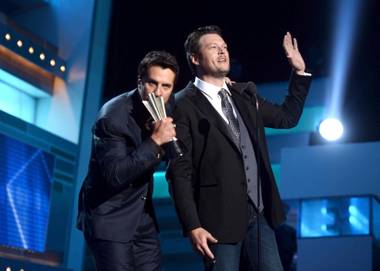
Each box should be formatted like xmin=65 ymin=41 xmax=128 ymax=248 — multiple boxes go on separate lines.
xmin=154 ymin=86 xmax=163 ymax=97
xmin=217 ymin=46 xmax=226 ymax=54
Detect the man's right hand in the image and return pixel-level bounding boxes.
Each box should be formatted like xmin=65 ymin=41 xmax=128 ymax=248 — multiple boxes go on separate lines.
xmin=189 ymin=227 xmax=218 ymax=261
xmin=151 ymin=117 xmax=176 ymax=146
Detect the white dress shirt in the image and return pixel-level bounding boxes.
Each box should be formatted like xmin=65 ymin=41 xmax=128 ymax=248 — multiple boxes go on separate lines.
xmin=194 ymin=77 xmax=237 ymax=124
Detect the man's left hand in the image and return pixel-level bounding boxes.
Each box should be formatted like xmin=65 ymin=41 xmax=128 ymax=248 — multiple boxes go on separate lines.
xmin=283 ymin=32 xmax=306 ymax=75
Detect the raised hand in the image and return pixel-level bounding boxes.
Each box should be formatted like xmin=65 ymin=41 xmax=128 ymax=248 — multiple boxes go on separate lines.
xmin=283 ymin=32 xmax=306 ymax=75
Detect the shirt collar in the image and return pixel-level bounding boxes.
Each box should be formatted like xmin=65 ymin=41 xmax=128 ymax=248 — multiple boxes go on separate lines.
xmin=194 ymin=77 xmax=231 ymax=100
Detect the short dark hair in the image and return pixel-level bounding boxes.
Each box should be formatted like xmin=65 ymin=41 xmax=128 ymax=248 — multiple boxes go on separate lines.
xmin=137 ymin=50 xmax=179 ymax=84
xmin=184 ymin=25 xmax=222 ymax=75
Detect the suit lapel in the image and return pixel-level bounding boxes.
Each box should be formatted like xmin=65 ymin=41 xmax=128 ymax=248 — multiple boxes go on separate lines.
xmin=230 ymin=87 xmax=258 ymax=144
xmin=186 ymin=83 xmax=241 ymax=152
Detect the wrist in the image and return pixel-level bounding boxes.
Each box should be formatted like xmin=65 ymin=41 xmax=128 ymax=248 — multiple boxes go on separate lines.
xmin=151 ymin=134 xmax=162 ymax=146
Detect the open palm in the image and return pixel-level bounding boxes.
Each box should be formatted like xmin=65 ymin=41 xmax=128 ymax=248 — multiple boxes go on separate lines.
xmin=283 ymin=32 xmax=306 ymax=74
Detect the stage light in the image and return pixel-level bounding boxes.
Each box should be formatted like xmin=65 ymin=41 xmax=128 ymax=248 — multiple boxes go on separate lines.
xmin=318 ymin=118 xmax=344 ymax=141
xmin=60 ymin=65 xmax=66 ymax=72
xmin=1 ymin=18 xmax=67 ymax=79
xmin=327 ymin=0 xmax=362 ymax=119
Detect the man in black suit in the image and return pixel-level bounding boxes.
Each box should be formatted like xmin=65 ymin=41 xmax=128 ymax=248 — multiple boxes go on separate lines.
xmin=167 ymin=25 xmax=312 ymax=271
xmin=77 ymin=51 xmax=179 ymax=270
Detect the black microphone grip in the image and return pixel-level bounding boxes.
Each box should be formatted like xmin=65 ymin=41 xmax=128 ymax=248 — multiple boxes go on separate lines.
xmin=171 ymin=137 xmax=184 ymax=157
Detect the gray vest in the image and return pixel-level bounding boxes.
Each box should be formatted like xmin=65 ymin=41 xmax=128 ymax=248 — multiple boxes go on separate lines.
xmin=236 ymin=109 xmax=264 ymax=212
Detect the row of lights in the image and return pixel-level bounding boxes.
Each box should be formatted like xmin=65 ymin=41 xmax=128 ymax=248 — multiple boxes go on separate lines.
xmin=5 ymin=268 xmax=24 ymax=271
xmin=3 ymin=33 xmax=66 ymax=73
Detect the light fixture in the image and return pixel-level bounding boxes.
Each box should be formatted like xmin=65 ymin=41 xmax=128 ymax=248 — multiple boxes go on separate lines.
xmin=318 ymin=118 xmax=344 ymax=141
xmin=1 ymin=19 xmax=67 ymax=80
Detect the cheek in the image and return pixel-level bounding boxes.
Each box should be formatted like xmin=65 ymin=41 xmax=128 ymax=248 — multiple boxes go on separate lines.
xmin=163 ymin=91 xmax=173 ymax=103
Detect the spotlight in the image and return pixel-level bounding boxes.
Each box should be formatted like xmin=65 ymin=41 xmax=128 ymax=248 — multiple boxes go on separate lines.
xmin=60 ymin=65 xmax=66 ymax=72
xmin=5 ymin=33 xmax=11 ymax=40
xmin=17 ymin=40 xmax=23 ymax=47
xmin=50 ymin=59 xmax=56 ymax=66
xmin=39 ymin=53 xmax=45 ymax=60
xmin=318 ymin=118 xmax=344 ymax=141
xmin=28 ymin=47 xmax=34 ymax=54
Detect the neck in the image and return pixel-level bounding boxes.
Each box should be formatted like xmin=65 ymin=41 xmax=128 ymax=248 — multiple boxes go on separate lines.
xmin=198 ymin=74 xmax=225 ymax=87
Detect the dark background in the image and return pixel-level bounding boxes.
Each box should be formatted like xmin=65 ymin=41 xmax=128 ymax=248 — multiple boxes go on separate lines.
xmin=103 ymin=0 xmax=380 ymax=143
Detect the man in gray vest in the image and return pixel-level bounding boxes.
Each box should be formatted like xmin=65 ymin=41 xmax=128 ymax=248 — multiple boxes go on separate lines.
xmin=167 ymin=25 xmax=312 ymax=271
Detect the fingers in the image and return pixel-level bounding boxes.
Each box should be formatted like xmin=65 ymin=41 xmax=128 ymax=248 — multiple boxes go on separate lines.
xmin=151 ymin=117 xmax=176 ymax=145
xmin=190 ymin=228 xmax=217 ymax=261
xmin=283 ymin=32 xmax=292 ymax=57
xmin=293 ymin=37 xmax=299 ymax=51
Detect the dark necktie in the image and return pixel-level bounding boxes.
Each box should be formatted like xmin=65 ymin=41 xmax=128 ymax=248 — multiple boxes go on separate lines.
xmin=219 ymin=89 xmax=240 ymax=146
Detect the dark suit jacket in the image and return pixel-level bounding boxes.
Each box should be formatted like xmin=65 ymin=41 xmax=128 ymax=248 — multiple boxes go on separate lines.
xmin=77 ymin=89 xmax=163 ymax=242
xmin=167 ymin=74 xmax=312 ymax=243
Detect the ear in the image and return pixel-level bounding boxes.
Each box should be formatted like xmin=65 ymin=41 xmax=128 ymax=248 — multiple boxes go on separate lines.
xmin=191 ymin=54 xmax=200 ymax=66
xmin=137 ymin=79 xmax=143 ymax=89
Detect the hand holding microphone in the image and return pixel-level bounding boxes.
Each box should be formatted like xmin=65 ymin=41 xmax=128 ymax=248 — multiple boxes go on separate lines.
xmin=143 ymin=93 xmax=184 ymax=157
xmin=150 ymin=117 xmax=176 ymax=146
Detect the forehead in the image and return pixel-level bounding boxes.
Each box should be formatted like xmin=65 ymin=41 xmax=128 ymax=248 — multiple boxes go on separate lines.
xmin=146 ymin=65 xmax=176 ymax=83
xmin=199 ymin=33 xmax=226 ymax=46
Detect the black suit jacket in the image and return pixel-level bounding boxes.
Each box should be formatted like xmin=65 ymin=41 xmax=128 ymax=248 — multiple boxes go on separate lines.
xmin=77 ymin=89 xmax=163 ymax=242
xmin=167 ymin=74 xmax=312 ymax=243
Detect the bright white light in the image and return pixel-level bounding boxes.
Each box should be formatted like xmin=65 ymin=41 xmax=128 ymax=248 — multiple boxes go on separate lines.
xmin=319 ymin=118 xmax=344 ymax=141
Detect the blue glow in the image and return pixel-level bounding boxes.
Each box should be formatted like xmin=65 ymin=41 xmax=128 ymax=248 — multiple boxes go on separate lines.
xmin=0 ymin=133 xmax=54 ymax=252
xmin=328 ymin=0 xmax=361 ymax=118
xmin=300 ymin=197 xmax=370 ymax=238
xmin=349 ymin=215 xmax=363 ymax=229
xmin=348 ymin=205 xmax=358 ymax=215
xmin=0 ymin=69 xmax=48 ymax=124
xmin=348 ymin=204 xmax=369 ymax=228
xmin=321 ymin=207 xmax=328 ymax=215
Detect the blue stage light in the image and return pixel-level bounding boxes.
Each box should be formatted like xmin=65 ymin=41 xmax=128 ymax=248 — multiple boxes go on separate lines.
xmin=326 ymin=0 xmax=362 ymax=121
